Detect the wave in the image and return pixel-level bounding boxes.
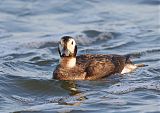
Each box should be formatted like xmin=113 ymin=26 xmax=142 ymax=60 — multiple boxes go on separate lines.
xmin=106 ymin=81 xmax=160 ymax=94
xmin=122 ymin=47 xmax=160 ymax=60
xmin=75 ymin=30 xmax=118 ymax=45
xmin=140 ymin=0 xmax=160 ymax=5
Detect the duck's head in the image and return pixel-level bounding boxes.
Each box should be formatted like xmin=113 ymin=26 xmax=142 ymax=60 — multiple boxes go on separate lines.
xmin=58 ymin=36 xmax=77 ymax=57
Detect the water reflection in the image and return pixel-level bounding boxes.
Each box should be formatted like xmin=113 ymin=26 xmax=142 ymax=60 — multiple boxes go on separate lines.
xmin=60 ymin=81 xmax=81 ymax=96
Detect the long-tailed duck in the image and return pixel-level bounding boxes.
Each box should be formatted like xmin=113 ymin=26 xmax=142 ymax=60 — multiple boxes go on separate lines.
xmin=53 ymin=36 xmax=144 ymax=80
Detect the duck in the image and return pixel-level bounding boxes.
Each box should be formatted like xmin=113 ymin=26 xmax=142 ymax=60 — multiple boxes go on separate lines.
xmin=53 ymin=36 xmax=144 ymax=80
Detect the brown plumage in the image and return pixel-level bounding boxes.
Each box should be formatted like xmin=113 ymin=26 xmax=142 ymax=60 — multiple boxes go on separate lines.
xmin=53 ymin=36 xmax=142 ymax=80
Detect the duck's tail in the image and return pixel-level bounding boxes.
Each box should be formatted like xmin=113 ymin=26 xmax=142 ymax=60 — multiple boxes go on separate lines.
xmin=121 ymin=55 xmax=147 ymax=74
xmin=134 ymin=64 xmax=147 ymax=67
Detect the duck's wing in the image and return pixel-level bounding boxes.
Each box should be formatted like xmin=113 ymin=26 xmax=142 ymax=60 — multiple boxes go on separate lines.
xmin=85 ymin=60 xmax=115 ymax=80
xmin=110 ymin=54 xmax=128 ymax=73
xmin=77 ymin=54 xmax=130 ymax=80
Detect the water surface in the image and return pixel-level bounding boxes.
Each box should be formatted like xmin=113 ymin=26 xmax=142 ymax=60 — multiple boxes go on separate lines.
xmin=0 ymin=0 xmax=160 ymax=113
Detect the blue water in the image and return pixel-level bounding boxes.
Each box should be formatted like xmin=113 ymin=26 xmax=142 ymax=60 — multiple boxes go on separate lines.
xmin=0 ymin=0 xmax=160 ymax=112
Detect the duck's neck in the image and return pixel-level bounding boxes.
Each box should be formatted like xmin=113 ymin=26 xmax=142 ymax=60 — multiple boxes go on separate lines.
xmin=59 ymin=57 xmax=76 ymax=68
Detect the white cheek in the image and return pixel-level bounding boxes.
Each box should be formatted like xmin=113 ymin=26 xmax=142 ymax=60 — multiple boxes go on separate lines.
xmin=67 ymin=44 xmax=75 ymax=53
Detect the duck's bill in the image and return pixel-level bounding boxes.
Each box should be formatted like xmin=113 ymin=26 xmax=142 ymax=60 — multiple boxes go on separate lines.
xmin=61 ymin=49 xmax=70 ymax=57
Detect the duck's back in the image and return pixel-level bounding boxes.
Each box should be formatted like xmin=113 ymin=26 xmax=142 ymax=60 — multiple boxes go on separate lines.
xmin=76 ymin=54 xmax=130 ymax=80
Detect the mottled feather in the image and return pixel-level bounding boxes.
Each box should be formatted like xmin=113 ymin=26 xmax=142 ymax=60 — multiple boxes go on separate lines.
xmin=53 ymin=54 xmax=130 ymax=80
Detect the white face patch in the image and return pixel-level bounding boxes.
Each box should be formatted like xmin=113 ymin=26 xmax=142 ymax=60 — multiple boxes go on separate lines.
xmin=67 ymin=38 xmax=76 ymax=54
xmin=59 ymin=38 xmax=76 ymax=57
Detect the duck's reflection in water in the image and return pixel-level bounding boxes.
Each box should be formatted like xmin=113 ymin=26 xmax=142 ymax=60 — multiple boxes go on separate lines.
xmin=58 ymin=80 xmax=87 ymax=106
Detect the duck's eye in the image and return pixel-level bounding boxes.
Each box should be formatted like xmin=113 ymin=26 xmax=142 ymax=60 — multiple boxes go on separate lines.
xmin=71 ymin=41 xmax=74 ymax=45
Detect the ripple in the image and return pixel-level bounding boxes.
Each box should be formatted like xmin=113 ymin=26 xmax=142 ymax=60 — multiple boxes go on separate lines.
xmin=125 ymin=48 xmax=160 ymax=60
xmin=0 ymin=0 xmax=159 ymax=112
xmin=1 ymin=52 xmax=35 ymax=61
xmin=104 ymin=41 xmax=136 ymax=50
xmin=11 ymin=95 xmax=35 ymax=104
xmin=29 ymin=59 xmax=56 ymax=66
xmin=82 ymin=30 xmax=102 ymax=38
xmin=75 ymin=31 xmax=115 ymax=45
xmin=106 ymin=81 xmax=160 ymax=94
xmin=1 ymin=61 xmax=52 ymax=79
xmin=0 ymin=29 xmax=12 ymax=39
xmin=140 ymin=0 xmax=160 ymax=5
